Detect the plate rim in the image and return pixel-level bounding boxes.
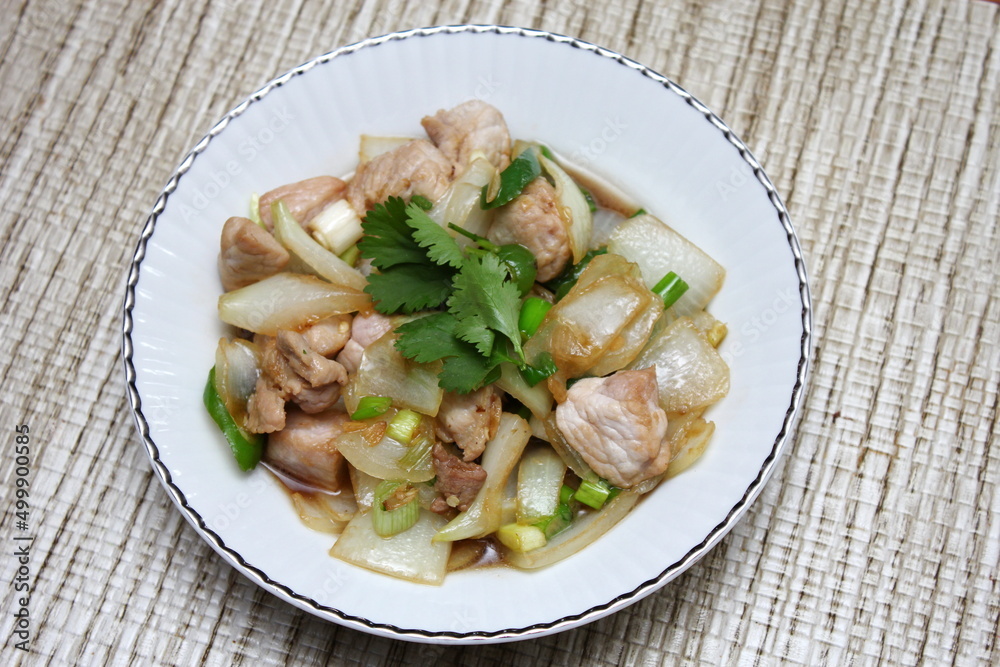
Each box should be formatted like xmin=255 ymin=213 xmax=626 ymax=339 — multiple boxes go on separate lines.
xmin=121 ymin=23 xmax=813 ymax=643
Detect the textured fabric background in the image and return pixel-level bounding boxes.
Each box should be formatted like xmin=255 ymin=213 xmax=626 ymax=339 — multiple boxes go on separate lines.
xmin=1 ymin=0 xmax=997 ymax=664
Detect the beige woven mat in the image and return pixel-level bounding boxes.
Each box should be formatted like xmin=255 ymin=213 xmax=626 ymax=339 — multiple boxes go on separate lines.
xmin=1 ymin=0 xmax=997 ymax=664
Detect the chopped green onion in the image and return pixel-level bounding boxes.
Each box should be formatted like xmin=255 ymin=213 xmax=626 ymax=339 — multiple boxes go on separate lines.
xmin=534 ymin=501 xmax=573 ymax=539
xmin=338 ymin=244 xmax=360 ymax=266
xmin=249 ymin=193 xmax=263 ymax=227
xmin=559 ymin=484 xmax=575 ymax=506
xmin=573 ymin=478 xmax=613 ymax=510
xmin=203 ymin=367 xmax=265 ymax=471
xmin=652 ymin=271 xmax=689 ymax=309
xmin=386 ymin=409 xmax=421 ymax=444
xmin=351 ymin=395 xmax=392 ymax=420
xmin=521 ymin=353 xmax=558 ymax=387
xmin=399 ymin=434 xmax=434 ymax=471
xmin=497 ymin=523 xmax=547 ymax=553
xmin=410 ymin=194 xmax=433 ymax=210
xmin=371 ymin=480 xmax=420 ymax=537
xmin=580 ymin=186 xmax=597 ymax=212
xmin=538 ymin=144 xmax=555 ymax=161
xmin=629 ymin=208 xmax=646 ymax=218
xmin=518 ymin=297 xmax=552 ymax=338
xmin=480 ymin=147 xmax=541 ymax=210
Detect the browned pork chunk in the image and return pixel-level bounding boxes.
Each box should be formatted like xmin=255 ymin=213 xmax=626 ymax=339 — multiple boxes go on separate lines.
xmin=257 ymin=175 xmax=347 ymax=230
xmin=276 ymin=329 xmax=347 ymax=388
xmin=434 ymin=386 xmax=502 ymax=462
xmin=264 ymin=407 xmax=351 ymax=491
xmin=421 ymin=100 xmax=512 ymax=172
xmin=218 ymin=216 xmax=290 ymax=291
xmin=430 ymin=443 xmax=488 ymax=514
xmin=245 ymin=376 xmax=287 ymax=434
xmin=488 ymin=178 xmax=571 ymax=282
xmin=554 ymin=368 xmax=670 ymax=488
xmin=346 ymin=139 xmax=452 ymax=214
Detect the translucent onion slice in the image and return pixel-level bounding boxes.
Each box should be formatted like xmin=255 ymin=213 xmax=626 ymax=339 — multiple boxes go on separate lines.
xmin=607 ymin=214 xmax=725 ymax=318
xmin=539 ymin=153 xmax=592 ymax=263
xmin=272 ymin=200 xmax=367 ymax=291
xmin=428 ymin=154 xmax=497 ymax=240
xmin=343 ymin=332 xmax=444 ymax=418
xmin=667 ymin=417 xmax=714 ymax=477
xmin=213 ymin=337 xmax=260 ymax=425
xmin=330 ymin=509 xmax=451 ymax=585
xmin=629 ymin=317 xmax=730 ymax=413
xmin=502 ymin=489 xmax=640 ymax=569
xmin=290 ymin=490 xmax=357 ymax=535
xmin=358 ymin=135 xmax=413 ymax=164
xmin=516 ymin=444 xmax=566 ymax=524
xmin=434 ymin=413 xmax=531 ymax=542
xmin=218 ymin=273 xmax=369 ymax=335
xmin=495 ymin=362 xmax=553 ymax=420
xmin=334 ymin=412 xmax=435 ymax=483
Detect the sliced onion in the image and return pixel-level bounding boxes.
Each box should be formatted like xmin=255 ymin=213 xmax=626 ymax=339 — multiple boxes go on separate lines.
xmin=495 ymin=362 xmax=553 ymax=419
xmin=539 ymin=153 xmax=592 ymax=263
xmin=667 ymin=417 xmax=714 ymax=477
xmin=330 ymin=509 xmax=451 ymax=585
xmin=358 ymin=135 xmax=413 ymax=164
xmin=343 ymin=331 xmax=443 ymax=418
xmin=218 ymin=272 xmax=369 ymax=335
xmin=349 ymin=466 xmax=379 ymax=512
xmin=213 ymin=337 xmax=260 ymax=425
xmin=334 ymin=411 xmax=435 ymax=483
xmin=272 ymin=200 xmax=367 ymax=291
xmin=516 ymin=443 xmax=566 ymax=524
xmin=427 ymin=154 xmax=497 ymax=240
xmin=502 ymin=489 xmax=640 ymax=569
xmin=629 ymin=317 xmax=730 ymax=413
xmin=608 ymin=214 xmax=725 ymax=318
xmin=434 ymin=413 xmax=531 ymax=542
xmin=290 ymin=490 xmax=356 ymax=535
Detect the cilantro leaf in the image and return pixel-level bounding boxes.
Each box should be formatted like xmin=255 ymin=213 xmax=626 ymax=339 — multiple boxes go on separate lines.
xmin=394 ymin=312 xmax=465 ymax=362
xmin=358 ymin=197 xmax=427 ymax=269
xmin=448 ymin=253 xmax=525 ymax=362
xmin=438 ymin=349 xmax=503 ymax=393
xmin=406 ymin=205 xmax=464 ymax=268
xmin=364 ymin=263 xmax=454 ymax=314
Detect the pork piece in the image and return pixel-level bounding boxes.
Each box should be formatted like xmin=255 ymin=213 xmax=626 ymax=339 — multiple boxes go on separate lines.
xmin=301 ymin=315 xmax=352 ymax=357
xmin=276 ymin=329 xmax=348 ymax=388
xmin=258 ymin=175 xmax=347 ymax=231
xmin=487 ymin=178 xmax=571 ymax=282
xmin=336 ymin=310 xmax=395 ymax=374
xmin=245 ymin=376 xmax=287 ymax=434
xmin=421 ymin=100 xmax=511 ymax=172
xmin=430 ymin=443 xmax=487 ymax=514
xmin=434 ymin=386 xmax=502 ymax=461
xmin=289 ymin=382 xmax=342 ymax=415
xmin=257 ymin=334 xmax=306 ymax=397
xmin=218 ymin=216 xmax=290 ymax=291
xmin=554 ymin=368 xmax=670 ymax=488
xmin=346 ymin=139 xmax=452 ymax=214
xmin=264 ymin=407 xmax=351 ymax=491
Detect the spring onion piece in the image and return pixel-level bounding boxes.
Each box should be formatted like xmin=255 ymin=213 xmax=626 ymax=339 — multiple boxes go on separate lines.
xmin=399 ymin=434 xmax=434 ymax=472
xmin=203 ymin=367 xmax=264 ymax=472
xmin=310 ymin=199 xmax=364 ymax=255
xmin=630 ymin=208 xmax=647 ymax=218
xmin=386 ymin=409 xmax=421 ymax=444
xmin=574 ymin=478 xmax=614 ymax=510
xmin=497 ymin=523 xmax=547 ymax=553
xmin=271 ymin=200 xmax=367 ymax=291
xmin=480 ymin=147 xmax=541 ymax=209
xmin=351 ymin=396 xmax=392 ymax=420
xmin=653 ymin=271 xmax=689 ymax=309
xmin=559 ymin=484 xmax=575 ymax=505
xmin=535 ymin=501 xmax=573 ymax=539
xmin=518 ymin=297 xmax=552 ymax=338
xmin=371 ymin=480 xmax=420 ymax=537
xmin=410 ymin=194 xmax=433 ymax=210
xmin=521 ymin=353 xmax=558 ymax=387
xmin=338 ymin=244 xmax=360 ymax=267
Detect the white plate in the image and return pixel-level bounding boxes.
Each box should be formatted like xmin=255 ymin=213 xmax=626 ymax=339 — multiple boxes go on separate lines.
xmin=122 ymin=25 xmax=812 ymax=644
